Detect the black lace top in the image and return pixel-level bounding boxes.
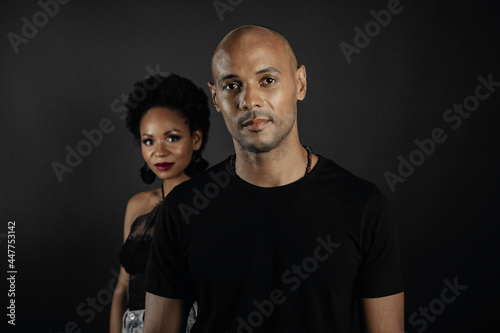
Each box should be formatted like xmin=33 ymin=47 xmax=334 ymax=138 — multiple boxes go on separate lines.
xmin=119 ymin=201 xmax=162 ymax=310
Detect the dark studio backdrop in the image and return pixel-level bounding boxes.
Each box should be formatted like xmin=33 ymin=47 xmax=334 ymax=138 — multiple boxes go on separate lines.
xmin=1 ymin=0 xmax=499 ymax=332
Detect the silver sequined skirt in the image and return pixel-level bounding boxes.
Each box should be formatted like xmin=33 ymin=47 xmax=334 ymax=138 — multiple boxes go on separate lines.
xmin=122 ymin=309 xmax=145 ymax=333
xmin=121 ymin=302 xmax=197 ymax=333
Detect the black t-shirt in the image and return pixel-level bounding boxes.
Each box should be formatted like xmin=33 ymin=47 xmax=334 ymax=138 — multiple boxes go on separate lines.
xmin=146 ymin=155 xmax=403 ymax=332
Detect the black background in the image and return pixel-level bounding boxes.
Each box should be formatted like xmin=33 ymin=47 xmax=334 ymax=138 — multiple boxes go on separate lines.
xmin=1 ymin=0 xmax=499 ymax=332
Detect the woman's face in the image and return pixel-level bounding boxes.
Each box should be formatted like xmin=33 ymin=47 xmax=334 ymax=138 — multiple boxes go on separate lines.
xmin=140 ymin=106 xmax=201 ymax=181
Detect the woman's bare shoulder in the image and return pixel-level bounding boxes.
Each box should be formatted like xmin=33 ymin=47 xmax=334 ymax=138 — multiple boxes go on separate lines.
xmin=124 ymin=189 xmax=161 ymax=228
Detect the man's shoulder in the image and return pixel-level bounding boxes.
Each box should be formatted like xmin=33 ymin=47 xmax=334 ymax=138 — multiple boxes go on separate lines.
xmin=314 ymin=156 xmax=392 ymax=217
xmin=315 ymin=155 xmax=381 ymax=197
xmin=167 ymin=157 xmax=232 ymax=203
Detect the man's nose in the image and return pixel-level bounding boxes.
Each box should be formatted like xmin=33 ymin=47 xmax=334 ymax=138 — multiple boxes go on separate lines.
xmin=239 ymin=85 xmax=263 ymax=111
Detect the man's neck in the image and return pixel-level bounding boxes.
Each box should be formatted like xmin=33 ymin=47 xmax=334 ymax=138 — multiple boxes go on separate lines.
xmin=233 ymin=140 xmax=318 ymax=187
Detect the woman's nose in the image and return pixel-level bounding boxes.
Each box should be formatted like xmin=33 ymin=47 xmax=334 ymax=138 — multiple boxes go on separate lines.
xmin=154 ymin=143 xmax=169 ymax=157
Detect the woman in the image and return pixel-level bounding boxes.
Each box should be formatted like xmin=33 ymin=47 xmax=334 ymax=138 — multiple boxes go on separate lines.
xmin=110 ymin=73 xmax=210 ymax=333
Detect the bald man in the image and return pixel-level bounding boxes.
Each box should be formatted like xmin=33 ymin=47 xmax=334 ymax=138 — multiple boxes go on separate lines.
xmin=144 ymin=25 xmax=404 ymax=333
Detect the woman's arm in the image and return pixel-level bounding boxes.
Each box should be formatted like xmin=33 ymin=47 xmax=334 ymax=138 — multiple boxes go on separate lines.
xmin=110 ymin=266 xmax=130 ymax=333
xmin=110 ymin=193 xmax=146 ymax=333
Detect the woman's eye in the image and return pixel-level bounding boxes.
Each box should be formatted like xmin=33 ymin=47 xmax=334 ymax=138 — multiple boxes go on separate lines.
xmin=223 ymin=83 xmax=239 ymax=91
xmin=142 ymin=139 xmax=154 ymax=146
xmin=167 ymin=135 xmax=180 ymax=143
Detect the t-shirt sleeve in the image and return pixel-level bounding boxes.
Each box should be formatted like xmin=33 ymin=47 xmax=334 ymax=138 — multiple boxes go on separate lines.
xmin=146 ymin=199 xmax=192 ymax=299
xmin=357 ymin=185 xmax=404 ymax=298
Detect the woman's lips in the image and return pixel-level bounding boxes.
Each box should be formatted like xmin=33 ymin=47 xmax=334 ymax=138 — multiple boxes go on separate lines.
xmin=154 ymin=162 xmax=174 ymax=171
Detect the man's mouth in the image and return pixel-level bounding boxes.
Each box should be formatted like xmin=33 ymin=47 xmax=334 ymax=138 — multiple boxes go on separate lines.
xmin=242 ymin=118 xmax=270 ymax=131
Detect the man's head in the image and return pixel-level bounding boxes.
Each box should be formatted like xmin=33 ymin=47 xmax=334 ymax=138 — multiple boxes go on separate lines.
xmin=208 ymin=25 xmax=306 ymax=154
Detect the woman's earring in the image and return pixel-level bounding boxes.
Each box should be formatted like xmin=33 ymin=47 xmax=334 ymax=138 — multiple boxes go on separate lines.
xmin=192 ymin=150 xmax=201 ymax=164
xmin=140 ymin=162 xmax=156 ymax=184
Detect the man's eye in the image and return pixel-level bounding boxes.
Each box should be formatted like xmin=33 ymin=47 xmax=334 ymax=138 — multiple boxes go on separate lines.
xmin=167 ymin=135 xmax=180 ymax=143
xmin=263 ymin=78 xmax=276 ymax=85
xmin=224 ymin=83 xmax=239 ymax=91
xmin=142 ymin=139 xmax=154 ymax=146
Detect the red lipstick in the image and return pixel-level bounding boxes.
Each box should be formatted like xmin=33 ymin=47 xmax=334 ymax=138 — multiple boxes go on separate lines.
xmin=154 ymin=162 xmax=174 ymax=171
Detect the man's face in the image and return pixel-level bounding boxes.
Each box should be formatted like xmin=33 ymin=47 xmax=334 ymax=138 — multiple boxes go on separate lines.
xmin=209 ymin=31 xmax=306 ymax=153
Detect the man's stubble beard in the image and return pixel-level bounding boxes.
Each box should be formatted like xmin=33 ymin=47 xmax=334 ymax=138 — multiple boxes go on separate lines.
xmin=234 ymin=115 xmax=296 ymax=154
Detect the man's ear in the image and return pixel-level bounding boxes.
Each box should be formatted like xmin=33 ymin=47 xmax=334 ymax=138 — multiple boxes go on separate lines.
xmin=207 ymin=82 xmax=221 ymax=112
xmin=296 ymin=65 xmax=307 ymax=101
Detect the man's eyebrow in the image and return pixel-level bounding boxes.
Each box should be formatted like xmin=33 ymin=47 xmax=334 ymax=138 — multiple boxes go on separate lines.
xmin=256 ymin=67 xmax=281 ymax=75
xmin=217 ymin=67 xmax=282 ymax=85
xmin=218 ymin=74 xmax=238 ymax=85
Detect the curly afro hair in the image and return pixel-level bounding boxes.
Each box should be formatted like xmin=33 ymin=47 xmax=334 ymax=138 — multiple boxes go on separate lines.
xmin=125 ymin=73 xmax=211 ymax=177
